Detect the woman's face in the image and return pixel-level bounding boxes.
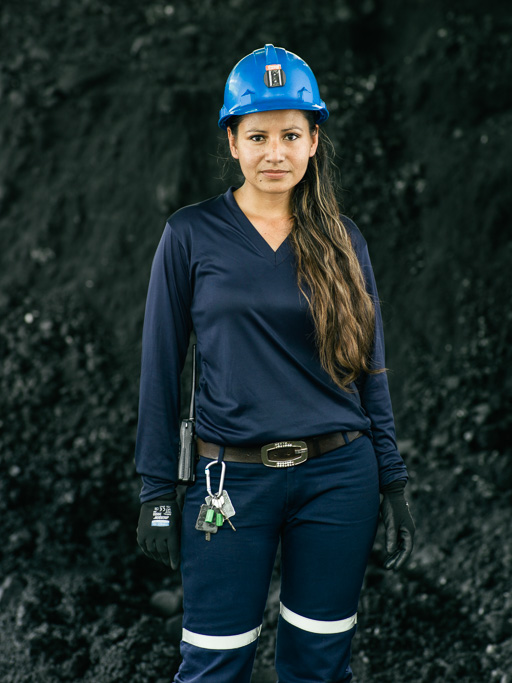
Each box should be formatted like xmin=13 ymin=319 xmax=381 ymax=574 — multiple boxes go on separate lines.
xmin=227 ymin=109 xmax=318 ymax=200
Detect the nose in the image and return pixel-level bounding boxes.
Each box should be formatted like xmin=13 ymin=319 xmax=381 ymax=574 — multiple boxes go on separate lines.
xmin=265 ymin=137 xmax=285 ymax=163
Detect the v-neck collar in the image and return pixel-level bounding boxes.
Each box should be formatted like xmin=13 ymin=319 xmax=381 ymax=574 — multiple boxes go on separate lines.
xmin=223 ymin=186 xmax=292 ymax=266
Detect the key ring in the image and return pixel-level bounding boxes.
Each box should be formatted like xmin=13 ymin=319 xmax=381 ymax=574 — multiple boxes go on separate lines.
xmin=205 ymin=460 xmax=226 ymax=498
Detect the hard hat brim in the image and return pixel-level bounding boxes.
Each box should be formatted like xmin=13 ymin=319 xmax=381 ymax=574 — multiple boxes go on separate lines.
xmin=218 ymin=101 xmax=329 ymax=130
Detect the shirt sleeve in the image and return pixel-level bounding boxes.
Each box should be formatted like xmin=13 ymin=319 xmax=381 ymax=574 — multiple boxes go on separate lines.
xmin=134 ymin=220 xmax=193 ymax=502
xmin=353 ymin=234 xmax=409 ymax=490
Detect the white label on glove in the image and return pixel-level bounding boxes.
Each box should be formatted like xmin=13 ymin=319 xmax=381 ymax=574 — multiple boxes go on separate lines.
xmin=151 ymin=505 xmax=172 ymax=527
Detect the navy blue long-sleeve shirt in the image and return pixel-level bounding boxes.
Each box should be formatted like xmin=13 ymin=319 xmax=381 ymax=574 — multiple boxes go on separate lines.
xmin=135 ymin=187 xmax=407 ymax=502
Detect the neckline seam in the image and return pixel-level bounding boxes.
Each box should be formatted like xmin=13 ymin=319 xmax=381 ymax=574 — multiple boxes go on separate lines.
xmin=224 ymin=188 xmax=292 ymax=265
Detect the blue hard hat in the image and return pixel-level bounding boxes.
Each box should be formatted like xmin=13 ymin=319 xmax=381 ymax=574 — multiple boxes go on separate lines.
xmin=218 ymin=44 xmax=329 ymax=130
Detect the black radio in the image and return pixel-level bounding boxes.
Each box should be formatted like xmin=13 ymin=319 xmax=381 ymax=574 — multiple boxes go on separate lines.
xmin=177 ymin=344 xmax=197 ymax=485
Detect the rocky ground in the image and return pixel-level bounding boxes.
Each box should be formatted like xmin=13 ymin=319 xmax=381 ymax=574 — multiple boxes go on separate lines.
xmin=1 ymin=0 xmax=511 ymax=681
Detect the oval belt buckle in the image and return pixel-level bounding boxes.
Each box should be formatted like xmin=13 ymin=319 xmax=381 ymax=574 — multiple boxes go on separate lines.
xmin=261 ymin=441 xmax=308 ymax=468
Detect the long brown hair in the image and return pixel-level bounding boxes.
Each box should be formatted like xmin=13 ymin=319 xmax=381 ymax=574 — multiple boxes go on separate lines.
xmin=228 ymin=112 xmax=381 ymax=390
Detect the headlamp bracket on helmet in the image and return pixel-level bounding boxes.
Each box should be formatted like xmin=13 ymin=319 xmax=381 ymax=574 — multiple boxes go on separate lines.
xmin=264 ymin=64 xmax=286 ymax=88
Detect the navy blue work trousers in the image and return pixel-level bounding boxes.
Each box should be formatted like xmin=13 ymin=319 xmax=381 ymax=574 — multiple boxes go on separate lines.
xmin=175 ymin=434 xmax=380 ymax=683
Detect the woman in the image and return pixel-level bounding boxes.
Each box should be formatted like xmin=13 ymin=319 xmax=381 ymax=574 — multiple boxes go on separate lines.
xmin=135 ymin=44 xmax=415 ymax=683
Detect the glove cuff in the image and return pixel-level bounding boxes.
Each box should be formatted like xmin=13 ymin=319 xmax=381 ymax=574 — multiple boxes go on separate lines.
xmin=381 ymin=479 xmax=407 ymax=495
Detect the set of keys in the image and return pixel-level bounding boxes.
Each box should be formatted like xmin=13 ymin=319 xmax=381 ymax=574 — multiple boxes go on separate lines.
xmin=195 ymin=459 xmax=236 ymax=541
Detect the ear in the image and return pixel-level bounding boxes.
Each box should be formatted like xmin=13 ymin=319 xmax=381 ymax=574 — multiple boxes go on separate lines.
xmin=309 ymin=124 xmax=319 ymax=157
xmin=227 ymin=127 xmax=239 ymax=160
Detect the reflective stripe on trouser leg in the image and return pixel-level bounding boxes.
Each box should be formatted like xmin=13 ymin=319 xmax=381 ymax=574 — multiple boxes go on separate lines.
xmin=280 ymin=603 xmax=357 ymax=635
xmin=182 ymin=624 xmax=262 ymax=650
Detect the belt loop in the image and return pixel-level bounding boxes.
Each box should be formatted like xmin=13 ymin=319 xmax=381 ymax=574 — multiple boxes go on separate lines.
xmin=342 ymin=431 xmax=350 ymax=446
xmin=217 ymin=445 xmax=225 ymax=463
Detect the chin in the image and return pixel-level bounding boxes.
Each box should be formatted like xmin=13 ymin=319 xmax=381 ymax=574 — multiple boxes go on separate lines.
xmin=257 ymin=178 xmax=295 ymax=192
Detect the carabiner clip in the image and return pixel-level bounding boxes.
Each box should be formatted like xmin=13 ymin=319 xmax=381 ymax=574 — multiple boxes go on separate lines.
xmin=205 ymin=459 xmax=226 ymax=498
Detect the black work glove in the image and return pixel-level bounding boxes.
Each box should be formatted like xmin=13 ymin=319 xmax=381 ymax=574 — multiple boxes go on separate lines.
xmin=380 ymin=480 xmax=415 ymax=571
xmin=137 ymin=492 xmax=181 ymax=570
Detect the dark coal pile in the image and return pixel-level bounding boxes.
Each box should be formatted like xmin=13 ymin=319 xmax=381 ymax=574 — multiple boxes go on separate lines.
xmin=1 ymin=1 xmax=511 ymax=681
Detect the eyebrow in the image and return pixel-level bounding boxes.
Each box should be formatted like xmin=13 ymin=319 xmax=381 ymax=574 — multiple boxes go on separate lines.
xmin=245 ymin=127 xmax=304 ymax=133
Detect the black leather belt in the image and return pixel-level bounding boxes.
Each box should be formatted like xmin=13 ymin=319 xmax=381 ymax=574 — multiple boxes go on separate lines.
xmin=197 ymin=431 xmax=363 ymax=468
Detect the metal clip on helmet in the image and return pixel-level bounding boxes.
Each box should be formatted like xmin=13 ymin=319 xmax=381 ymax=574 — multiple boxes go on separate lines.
xmin=218 ymin=44 xmax=329 ymax=130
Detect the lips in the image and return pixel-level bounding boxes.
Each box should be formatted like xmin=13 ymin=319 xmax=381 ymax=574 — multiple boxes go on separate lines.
xmin=261 ymin=170 xmax=289 ymax=178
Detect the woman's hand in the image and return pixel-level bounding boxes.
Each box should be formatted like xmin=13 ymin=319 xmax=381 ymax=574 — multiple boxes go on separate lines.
xmin=380 ymin=480 xmax=415 ymax=571
xmin=137 ymin=493 xmax=181 ymax=569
